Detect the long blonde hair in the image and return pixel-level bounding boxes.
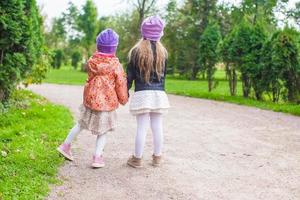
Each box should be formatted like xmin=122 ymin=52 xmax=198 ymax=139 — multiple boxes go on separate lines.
xmin=128 ymin=39 xmax=168 ymax=83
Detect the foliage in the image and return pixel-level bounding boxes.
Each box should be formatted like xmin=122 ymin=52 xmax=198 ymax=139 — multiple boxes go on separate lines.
xmin=51 ymin=49 xmax=64 ymax=69
xmin=225 ymin=21 xmax=266 ymax=98
xmin=243 ymin=24 xmax=267 ymax=100
xmin=131 ymin=0 xmax=157 ymax=26
xmin=0 ymin=0 xmax=47 ymax=103
xmin=287 ymin=2 xmax=300 ymax=27
xmin=42 ymin=0 xmax=300 ymax=105
xmin=270 ymin=28 xmax=300 ymax=103
xmin=218 ymin=26 xmax=238 ymax=96
xmin=163 ymin=0 xmax=179 ymax=74
xmin=198 ymin=23 xmax=221 ymax=91
xmin=77 ymin=0 xmax=98 ymax=57
xmin=179 ymin=0 xmax=218 ymax=79
xmin=71 ymin=51 xmax=82 ymax=70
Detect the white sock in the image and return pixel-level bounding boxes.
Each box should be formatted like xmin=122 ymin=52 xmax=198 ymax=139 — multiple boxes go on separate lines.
xmin=64 ymin=123 xmax=82 ymax=144
xmin=95 ymin=134 xmax=107 ymax=156
xmin=134 ymin=113 xmax=150 ymax=158
xmin=150 ymin=113 xmax=163 ymax=156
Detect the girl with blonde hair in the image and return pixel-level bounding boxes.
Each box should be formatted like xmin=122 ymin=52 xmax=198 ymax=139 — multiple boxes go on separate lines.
xmin=127 ymin=16 xmax=170 ymax=168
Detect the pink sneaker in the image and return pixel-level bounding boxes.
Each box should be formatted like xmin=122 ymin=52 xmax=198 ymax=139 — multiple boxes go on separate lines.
xmin=92 ymin=155 xmax=105 ymax=168
xmin=57 ymin=143 xmax=74 ymax=161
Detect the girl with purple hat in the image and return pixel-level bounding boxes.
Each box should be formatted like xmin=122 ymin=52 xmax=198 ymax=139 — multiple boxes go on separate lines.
xmin=57 ymin=29 xmax=128 ymax=168
xmin=127 ymin=16 xmax=170 ymax=168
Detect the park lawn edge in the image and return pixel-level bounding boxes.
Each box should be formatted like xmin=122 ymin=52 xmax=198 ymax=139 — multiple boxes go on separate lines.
xmin=167 ymin=90 xmax=300 ymax=117
xmin=0 ymin=90 xmax=74 ymax=199
xmin=44 ymin=69 xmax=300 ymax=117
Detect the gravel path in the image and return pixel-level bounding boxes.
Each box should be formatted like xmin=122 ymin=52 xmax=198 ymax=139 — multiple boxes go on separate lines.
xmin=29 ymin=83 xmax=300 ymax=200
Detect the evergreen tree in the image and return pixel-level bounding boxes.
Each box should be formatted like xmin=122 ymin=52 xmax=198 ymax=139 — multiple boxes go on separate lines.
xmin=78 ymin=0 xmax=98 ymax=57
xmin=198 ymin=23 xmax=221 ymax=91
xmin=0 ymin=0 xmax=47 ymax=102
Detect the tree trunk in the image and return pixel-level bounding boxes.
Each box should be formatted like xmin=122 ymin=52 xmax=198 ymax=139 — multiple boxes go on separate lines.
xmin=190 ymin=65 xmax=199 ymax=80
xmin=207 ymin=67 xmax=213 ymax=92
xmin=232 ymin=69 xmax=237 ymax=95
xmin=255 ymin=90 xmax=262 ymax=100
xmin=271 ymin=81 xmax=280 ymax=102
xmin=225 ymin=63 xmax=229 ymax=81
xmin=226 ymin=64 xmax=237 ymax=96
xmin=286 ymin=71 xmax=299 ymax=103
xmin=241 ymin=73 xmax=251 ymax=98
xmin=0 ymin=89 xmax=4 ymax=103
xmin=0 ymin=49 xmax=4 ymax=65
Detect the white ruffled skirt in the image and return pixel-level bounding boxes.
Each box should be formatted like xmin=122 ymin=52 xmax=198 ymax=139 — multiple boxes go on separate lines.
xmin=129 ymin=90 xmax=170 ymax=115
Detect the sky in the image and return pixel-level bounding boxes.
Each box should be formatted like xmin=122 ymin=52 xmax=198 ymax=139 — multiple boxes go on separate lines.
xmin=37 ymin=0 xmax=298 ymax=26
xmin=37 ymin=0 xmax=170 ymax=22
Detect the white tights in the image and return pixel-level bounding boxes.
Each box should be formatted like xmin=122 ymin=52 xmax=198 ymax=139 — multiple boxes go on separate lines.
xmin=64 ymin=123 xmax=107 ymax=156
xmin=134 ymin=113 xmax=163 ymax=158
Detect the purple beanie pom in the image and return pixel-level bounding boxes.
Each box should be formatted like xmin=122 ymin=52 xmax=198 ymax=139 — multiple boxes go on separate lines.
xmin=141 ymin=16 xmax=165 ymax=41
xmin=96 ymin=28 xmax=119 ymax=54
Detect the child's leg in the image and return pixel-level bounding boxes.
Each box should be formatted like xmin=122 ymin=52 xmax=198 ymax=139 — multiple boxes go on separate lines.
xmin=94 ymin=133 xmax=107 ymax=157
xmin=134 ymin=113 xmax=150 ymax=158
xmin=64 ymin=123 xmax=82 ymax=144
xmin=150 ymin=113 xmax=163 ymax=156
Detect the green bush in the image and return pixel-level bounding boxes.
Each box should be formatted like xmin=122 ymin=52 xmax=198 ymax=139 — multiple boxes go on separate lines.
xmin=271 ymin=28 xmax=300 ymax=103
xmin=71 ymin=51 xmax=82 ymax=70
xmin=51 ymin=49 xmax=64 ymax=69
xmin=198 ymin=23 xmax=221 ymax=92
xmin=0 ymin=0 xmax=47 ymax=103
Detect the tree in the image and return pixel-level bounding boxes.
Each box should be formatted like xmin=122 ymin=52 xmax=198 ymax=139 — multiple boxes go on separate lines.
xmin=62 ymin=2 xmax=80 ymax=41
xmin=179 ymin=0 xmax=217 ymax=79
xmin=164 ymin=0 xmax=179 ymax=74
xmin=198 ymin=23 xmax=221 ymax=91
xmin=229 ymin=21 xmax=255 ymax=98
xmin=288 ymin=2 xmax=300 ymax=28
xmin=51 ymin=49 xmax=64 ymax=69
xmin=218 ymin=30 xmax=238 ymax=96
xmin=46 ymin=17 xmax=66 ymax=49
xmin=131 ymin=0 xmax=157 ymax=26
xmin=216 ymin=3 xmax=234 ymax=38
xmin=244 ymin=24 xmax=267 ymax=100
xmin=0 ymin=0 xmax=47 ymax=102
xmin=241 ymin=0 xmax=278 ymax=25
xmin=78 ymin=0 xmax=98 ymax=57
xmin=71 ymin=51 xmax=82 ymax=70
xmin=271 ymin=28 xmax=300 ymax=103
xmin=260 ymin=40 xmax=282 ymax=102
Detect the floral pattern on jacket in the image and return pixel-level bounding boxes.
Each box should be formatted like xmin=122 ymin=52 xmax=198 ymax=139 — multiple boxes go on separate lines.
xmin=83 ymin=52 xmax=128 ymax=111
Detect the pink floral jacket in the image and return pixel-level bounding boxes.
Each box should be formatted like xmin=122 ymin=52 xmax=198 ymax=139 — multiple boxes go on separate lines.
xmin=83 ymin=53 xmax=128 ymax=111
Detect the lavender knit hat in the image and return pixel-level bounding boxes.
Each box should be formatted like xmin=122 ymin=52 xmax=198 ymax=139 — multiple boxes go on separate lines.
xmin=96 ymin=28 xmax=119 ymax=54
xmin=141 ymin=16 xmax=165 ymax=41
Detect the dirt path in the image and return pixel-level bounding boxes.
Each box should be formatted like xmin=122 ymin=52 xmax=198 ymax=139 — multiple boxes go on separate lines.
xmin=29 ymin=83 xmax=300 ymax=200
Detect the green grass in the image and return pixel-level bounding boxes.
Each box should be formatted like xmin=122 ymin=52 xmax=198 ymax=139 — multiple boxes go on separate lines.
xmin=0 ymin=90 xmax=74 ymax=200
xmin=44 ymin=68 xmax=300 ymax=116
xmin=45 ymin=67 xmax=86 ymax=85
xmin=166 ymin=79 xmax=300 ymax=116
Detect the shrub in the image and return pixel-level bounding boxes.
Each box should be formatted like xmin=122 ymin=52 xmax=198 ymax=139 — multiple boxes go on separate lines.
xmin=0 ymin=0 xmax=47 ymax=102
xmin=271 ymin=28 xmax=300 ymax=103
xmin=71 ymin=51 xmax=82 ymax=70
xmin=198 ymin=23 xmax=221 ymax=92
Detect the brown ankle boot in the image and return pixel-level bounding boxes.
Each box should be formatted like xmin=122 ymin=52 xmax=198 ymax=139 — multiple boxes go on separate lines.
xmin=152 ymin=155 xmax=162 ymax=167
xmin=127 ymin=155 xmax=142 ymax=168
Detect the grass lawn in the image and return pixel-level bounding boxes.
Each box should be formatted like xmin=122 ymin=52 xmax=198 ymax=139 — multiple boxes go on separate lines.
xmin=0 ymin=90 xmax=73 ymax=199
xmin=44 ymin=68 xmax=300 ymax=116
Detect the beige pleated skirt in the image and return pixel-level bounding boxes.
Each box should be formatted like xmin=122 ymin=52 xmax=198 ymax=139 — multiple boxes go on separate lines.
xmin=78 ymin=105 xmax=117 ymax=135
